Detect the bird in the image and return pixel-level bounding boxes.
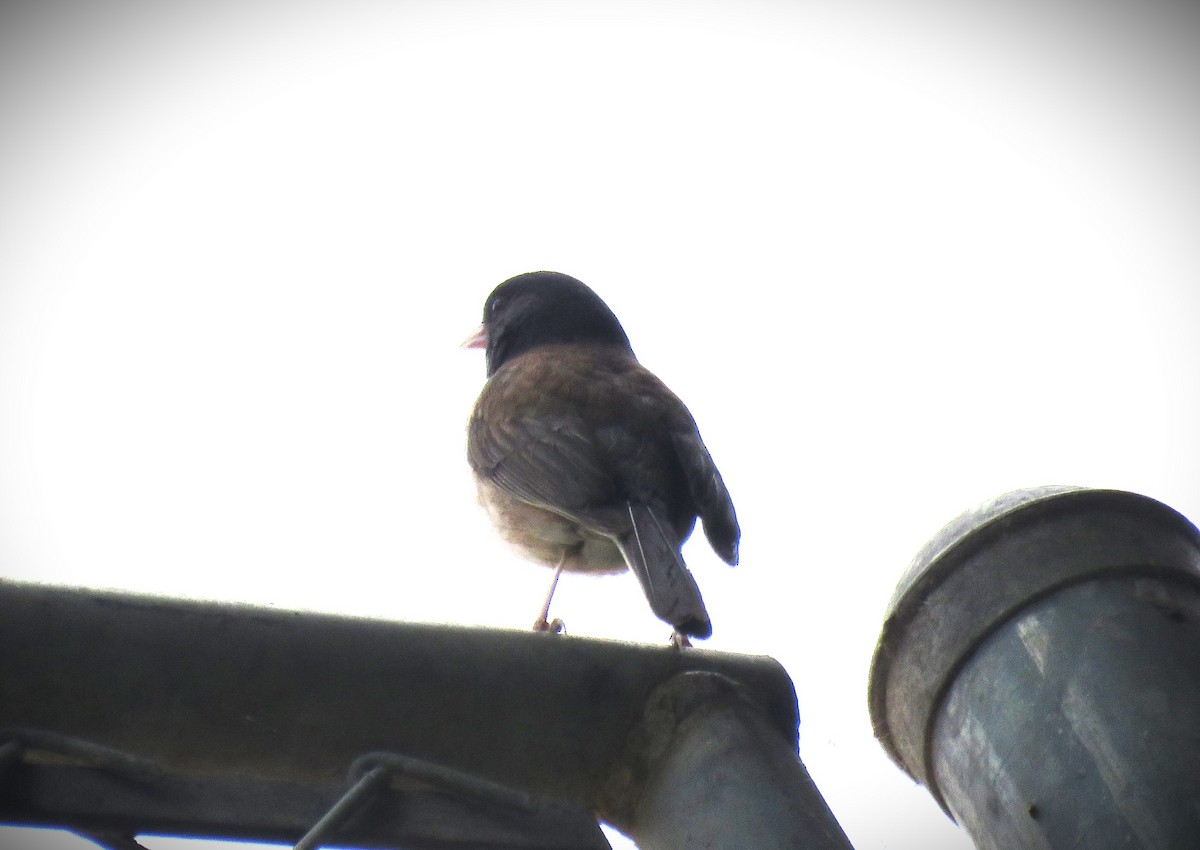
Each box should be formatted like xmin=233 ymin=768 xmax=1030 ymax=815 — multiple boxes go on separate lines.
xmin=464 ymin=271 xmax=739 ymax=641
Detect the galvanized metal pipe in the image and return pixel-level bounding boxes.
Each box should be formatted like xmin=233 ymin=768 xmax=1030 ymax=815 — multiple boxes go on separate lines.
xmin=869 ymin=487 xmax=1200 ymax=850
xmin=602 ymin=671 xmax=854 ymax=850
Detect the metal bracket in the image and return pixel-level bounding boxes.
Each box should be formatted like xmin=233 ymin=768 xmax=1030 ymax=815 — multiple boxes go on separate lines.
xmin=0 ymin=728 xmax=161 ymax=850
xmin=0 ymin=729 xmax=163 ymax=785
xmin=0 ymin=733 xmax=610 ymax=849
xmin=295 ymin=751 xmax=538 ymax=850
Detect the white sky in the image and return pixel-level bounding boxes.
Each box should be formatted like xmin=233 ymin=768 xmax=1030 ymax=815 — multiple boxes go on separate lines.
xmin=2 ymin=1 xmax=1198 ymax=849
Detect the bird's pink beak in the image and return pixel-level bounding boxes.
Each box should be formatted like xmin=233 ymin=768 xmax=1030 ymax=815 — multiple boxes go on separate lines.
xmin=461 ymin=324 xmax=488 ymax=350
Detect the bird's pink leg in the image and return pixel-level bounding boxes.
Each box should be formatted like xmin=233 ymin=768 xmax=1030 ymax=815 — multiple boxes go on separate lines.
xmin=670 ymin=629 xmax=692 ymax=648
xmin=532 ymin=553 xmax=567 ymax=633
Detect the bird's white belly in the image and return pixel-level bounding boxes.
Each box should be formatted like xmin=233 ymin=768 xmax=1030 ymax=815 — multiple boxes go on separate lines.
xmin=476 ymin=480 xmax=627 ymax=574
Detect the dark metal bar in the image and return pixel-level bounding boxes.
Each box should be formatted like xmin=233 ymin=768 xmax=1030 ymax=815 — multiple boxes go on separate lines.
xmin=347 ymin=752 xmax=535 ymax=812
xmin=0 ymin=579 xmax=795 ymax=798
xmin=293 ymin=765 xmax=391 ymax=850
xmin=601 ymin=672 xmax=854 ymax=850
xmin=293 ymin=754 xmax=537 ymax=850
xmin=0 ymin=762 xmax=608 ymax=849
xmin=0 ymin=740 xmax=23 ymax=777
xmin=0 ymin=729 xmax=163 ymax=783
xmin=0 ymin=579 xmax=805 ymax=846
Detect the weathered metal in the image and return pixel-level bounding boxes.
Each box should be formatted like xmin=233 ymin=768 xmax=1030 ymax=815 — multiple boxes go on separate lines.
xmin=1 ymin=761 xmax=603 ymax=849
xmin=869 ymin=486 xmax=1200 ymax=849
xmin=605 ymin=671 xmax=854 ymax=850
xmin=0 ymin=579 xmax=848 ymax=848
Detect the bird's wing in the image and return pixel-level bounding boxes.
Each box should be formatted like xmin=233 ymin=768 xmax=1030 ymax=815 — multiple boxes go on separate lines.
xmin=470 ymin=409 xmax=712 ymax=637
xmin=672 ymin=430 xmax=740 ymax=566
xmin=468 ymin=411 xmax=621 ymax=528
xmin=601 ymin=363 xmax=739 ymax=566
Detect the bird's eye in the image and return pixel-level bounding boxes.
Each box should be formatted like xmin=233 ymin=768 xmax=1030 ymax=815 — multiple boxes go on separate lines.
xmin=490 ymin=296 xmax=504 ymax=314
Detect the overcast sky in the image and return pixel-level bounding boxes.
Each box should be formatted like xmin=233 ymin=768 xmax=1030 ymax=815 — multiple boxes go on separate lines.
xmin=2 ymin=1 xmax=1199 ymax=849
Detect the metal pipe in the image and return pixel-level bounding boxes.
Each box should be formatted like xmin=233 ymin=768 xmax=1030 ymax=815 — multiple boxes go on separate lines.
xmin=0 ymin=579 xmax=826 ymax=847
xmin=868 ymin=487 xmax=1200 ymax=850
xmin=601 ymin=671 xmax=854 ymax=850
xmin=0 ymin=580 xmax=795 ymax=797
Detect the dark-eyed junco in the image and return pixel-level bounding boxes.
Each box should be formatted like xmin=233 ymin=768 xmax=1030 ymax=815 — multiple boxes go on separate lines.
xmin=464 ymin=271 xmax=739 ymax=641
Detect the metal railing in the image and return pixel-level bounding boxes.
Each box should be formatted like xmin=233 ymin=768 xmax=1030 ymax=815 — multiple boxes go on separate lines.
xmin=0 ymin=580 xmax=853 ymax=850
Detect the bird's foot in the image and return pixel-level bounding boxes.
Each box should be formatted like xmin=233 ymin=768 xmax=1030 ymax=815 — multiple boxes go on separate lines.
xmin=670 ymin=630 xmax=692 ymax=649
xmin=533 ymin=617 xmax=566 ymax=635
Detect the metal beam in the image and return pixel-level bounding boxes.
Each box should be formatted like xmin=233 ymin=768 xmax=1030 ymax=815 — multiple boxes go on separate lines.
xmin=0 ymin=580 xmax=795 ymax=795
xmin=0 ymin=762 xmax=607 ymax=849
xmin=0 ymin=580 xmax=824 ymax=847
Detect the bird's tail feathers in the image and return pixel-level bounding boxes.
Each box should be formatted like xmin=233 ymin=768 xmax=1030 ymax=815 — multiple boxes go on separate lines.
xmin=618 ymin=502 xmax=712 ymax=639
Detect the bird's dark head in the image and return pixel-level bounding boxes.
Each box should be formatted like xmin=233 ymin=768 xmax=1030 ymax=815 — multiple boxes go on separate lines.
xmin=467 ymin=271 xmax=633 ymax=377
